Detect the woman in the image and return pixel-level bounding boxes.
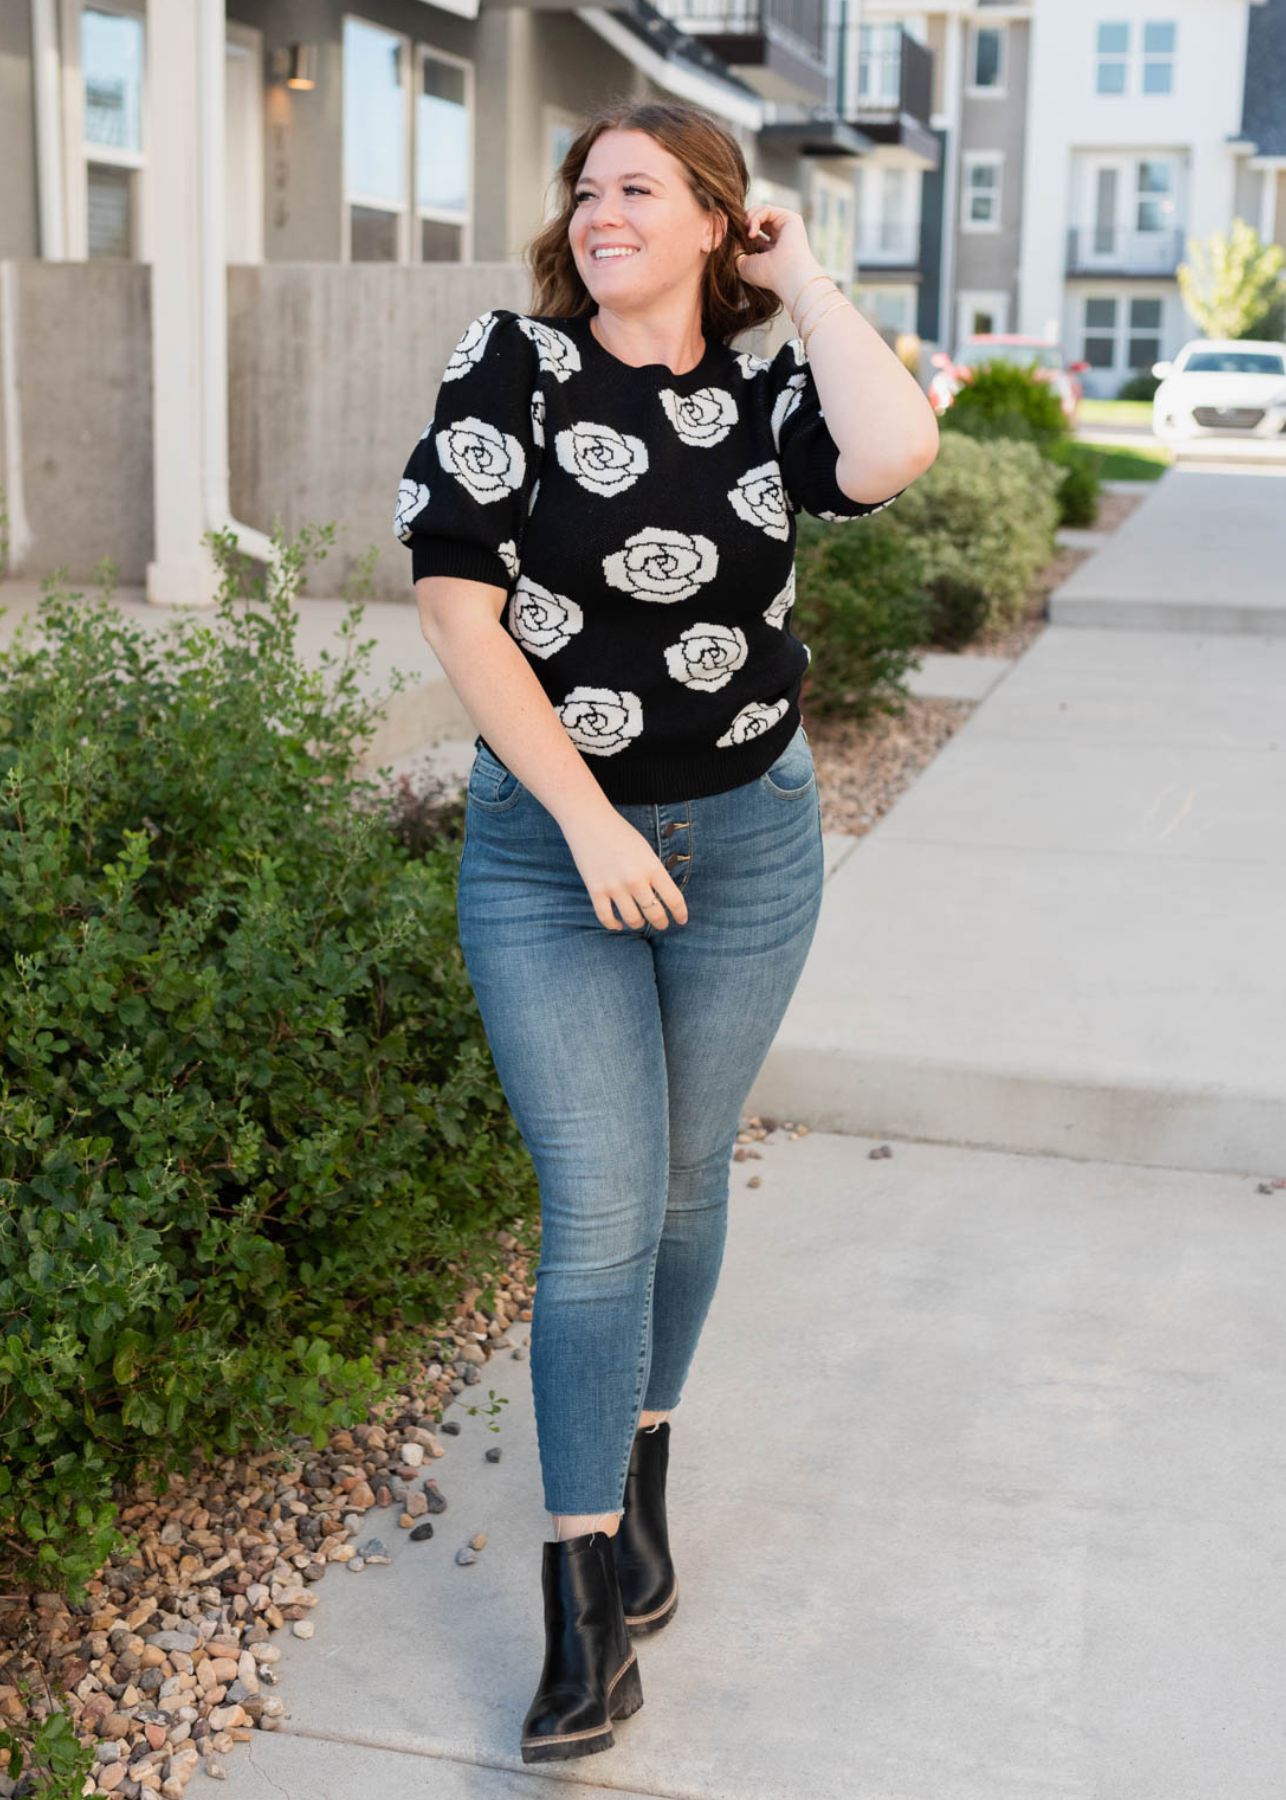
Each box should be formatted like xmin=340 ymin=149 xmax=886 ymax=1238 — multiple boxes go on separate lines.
xmin=395 ymin=98 xmax=938 ymax=1764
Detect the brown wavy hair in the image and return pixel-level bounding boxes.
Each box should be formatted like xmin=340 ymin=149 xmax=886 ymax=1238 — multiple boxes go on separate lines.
xmin=524 ymin=98 xmax=787 ymax=347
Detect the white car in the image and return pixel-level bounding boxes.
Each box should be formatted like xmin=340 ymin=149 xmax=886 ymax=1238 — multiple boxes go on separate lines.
xmin=1151 ymin=339 xmax=1286 ymax=441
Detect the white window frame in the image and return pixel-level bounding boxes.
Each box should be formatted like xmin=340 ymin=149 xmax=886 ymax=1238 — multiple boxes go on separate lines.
xmin=414 ymin=43 xmax=474 ymax=262
xmin=1095 ymin=19 xmax=1177 ymax=96
xmin=966 ymin=22 xmax=1007 ymax=98
xmin=857 ymin=283 xmax=918 ymax=335
xmin=541 ymin=103 xmax=581 ymax=225
xmin=1079 ymin=291 xmax=1167 ymax=379
xmin=341 ymin=14 xmax=411 ymax=263
xmin=960 ymin=151 xmax=1003 ymax=232
xmin=811 ymin=165 xmax=855 ymax=295
xmin=956 ymin=289 xmax=1010 ymax=344
xmin=60 ymin=0 xmax=149 ymax=262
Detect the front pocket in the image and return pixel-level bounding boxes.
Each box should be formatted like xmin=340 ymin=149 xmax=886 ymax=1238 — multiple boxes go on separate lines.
xmin=758 ymin=727 xmax=816 ymax=800
xmin=467 ymin=746 xmax=526 ymax=812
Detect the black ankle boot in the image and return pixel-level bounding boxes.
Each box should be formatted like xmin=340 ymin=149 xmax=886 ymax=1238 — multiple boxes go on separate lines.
xmin=613 ymin=1421 xmax=679 ymax=1635
xmin=520 ymin=1528 xmax=643 ymax=1763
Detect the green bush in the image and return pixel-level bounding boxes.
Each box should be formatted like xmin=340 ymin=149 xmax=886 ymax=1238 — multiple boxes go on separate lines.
xmin=942 ymin=359 xmax=1101 ymax=525
xmin=0 ymin=531 xmax=540 ymax=1604
xmin=881 ymin=432 xmax=1062 ymax=631
xmin=1116 ymin=369 xmax=1161 ymax=401
xmin=1049 ymin=441 xmax=1106 ymax=527
xmin=793 ymin=513 xmax=932 ymax=720
xmin=941 ymin=359 xmax=1070 ymax=453
xmin=918 ymin=574 xmax=992 ymax=651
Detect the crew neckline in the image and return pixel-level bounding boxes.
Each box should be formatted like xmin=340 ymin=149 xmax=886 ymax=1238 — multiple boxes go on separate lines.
xmin=573 ymin=308 xmax=724 ymax=384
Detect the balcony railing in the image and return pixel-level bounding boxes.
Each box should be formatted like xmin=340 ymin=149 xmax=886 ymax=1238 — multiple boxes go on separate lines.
xmin=659 ymin=0 xmax=827 ymax=64
xmin=856 ymin=219 xmax=921 ymax=263
xmin=854 ymin=24 xmax=932 ymax=123
xmin=1066 ymin=224 xmax=1186 ymax=275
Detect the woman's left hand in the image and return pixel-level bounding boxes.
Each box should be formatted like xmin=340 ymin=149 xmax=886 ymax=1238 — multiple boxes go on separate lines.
xmin=733 ymin=204 xmax=818 ymax=304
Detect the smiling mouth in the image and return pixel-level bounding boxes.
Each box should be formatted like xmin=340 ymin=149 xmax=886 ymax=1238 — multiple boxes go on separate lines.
xmin=592 ymin=248 xmax=641 ymax=262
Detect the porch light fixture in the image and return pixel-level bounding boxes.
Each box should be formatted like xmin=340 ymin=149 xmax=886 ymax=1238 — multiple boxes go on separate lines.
xmin=270 ymin=44 xmax=317 ymax=89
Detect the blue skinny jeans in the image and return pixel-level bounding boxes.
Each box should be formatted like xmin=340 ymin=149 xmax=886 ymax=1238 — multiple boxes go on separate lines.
xmin=455 ymin=722 xmax=824 ymax=1516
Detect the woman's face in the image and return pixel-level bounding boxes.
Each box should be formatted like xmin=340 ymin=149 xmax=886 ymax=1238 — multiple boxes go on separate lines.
xmin=568 ymin=128 xmax=726 ymax=312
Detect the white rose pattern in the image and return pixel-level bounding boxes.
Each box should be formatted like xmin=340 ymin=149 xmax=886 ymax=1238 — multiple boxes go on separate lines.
xmin=763 ymin=567 xmax=795 ymax=629
xmin=436 ymin=414 xmax=526 ymax=508
xmin=394 ymin=478 xmax=430 ymax=543
xmin=728 ymin=461 xmax=793 ymax=540
xmin=509 ymin=574 xmax=585 ymax=660
xmin=559 ymin=687 xmax=644 ymax=757
xmin=716 ymin=698 xmax=790 ymax=747
xmin=399 ymin=309 xmax=897 ymax=768
xmin=603 ymin=527 xmax=719 ymax=604
xmin=664 ymin=622 xmax=749 ymax=693
xmin=555 ymin=421 xmax=649 ymax=496
xmin=659 ymin=385 xmax=739 ymax=448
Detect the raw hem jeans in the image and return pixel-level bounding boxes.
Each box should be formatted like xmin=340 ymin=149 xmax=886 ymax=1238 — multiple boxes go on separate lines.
xmin=455 ymin=723 xmax=825 ymax=1516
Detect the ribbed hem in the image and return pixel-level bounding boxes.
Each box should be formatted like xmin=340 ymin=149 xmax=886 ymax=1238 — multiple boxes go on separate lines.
xmin=478 ymin=698 xmax=803 ymax=806
xmin=410 ymin=538 xmax=510 ymax=591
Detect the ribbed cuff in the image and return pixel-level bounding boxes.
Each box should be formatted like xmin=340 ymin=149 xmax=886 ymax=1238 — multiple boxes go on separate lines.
xmin=410 ymin=538 xmax=510 ymax=590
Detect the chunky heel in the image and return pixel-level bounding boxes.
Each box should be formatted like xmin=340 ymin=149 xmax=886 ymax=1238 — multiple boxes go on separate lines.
xmin=609 ymin=1647 xmax=644 ymax=1719
xmin=520 ymin=1529 xmax=643 ymax=1764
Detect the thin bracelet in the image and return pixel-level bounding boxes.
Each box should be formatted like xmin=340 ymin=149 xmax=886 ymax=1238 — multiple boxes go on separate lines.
xmin=793 ymin=280 xmax=840 ymax=336
xmin=786 ymin=272 xmax=833 ymax=323
xmin=803 ymin=294 xmax=852 ymax=352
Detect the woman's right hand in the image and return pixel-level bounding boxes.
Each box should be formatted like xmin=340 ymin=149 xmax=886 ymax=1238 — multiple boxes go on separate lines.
xmin=559 ymin=810 xmax=689 ymax=932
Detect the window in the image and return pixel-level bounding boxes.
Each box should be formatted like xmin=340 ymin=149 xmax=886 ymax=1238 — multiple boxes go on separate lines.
xmin=1135 ymin=160 xmax=1172 ymax=232
xmin=1096 ymin=22 xmax=1128 ymax=94
xmin=858 ymin=285 xmax=917 ymax=334
xmin=1128 ymin=297 xmax=1162 ymax=367
xmin=343 ymin=17 xmax=409 ymax=261
xmin=1082 ymin=295 xmax=1166 ymax=371
xmin=858 ymin=23 xmax=904 ymax=108
xmin=81 ymin=5 xmax=146 ymax=259
xmin=1095 ymin=20 xmax=1176 ymax=95
xmin=416 ymin=50 xmax=470 ymax=261
xmin=968 ymin=24 xmax=1006 ymax=93
xmin=961 ymin=154 xmax=1002 ymax=230
xmin=1142 ymin=21 xmax=1175 ymax=93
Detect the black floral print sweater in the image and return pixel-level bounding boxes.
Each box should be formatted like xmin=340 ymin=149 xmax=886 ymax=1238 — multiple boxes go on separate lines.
xmin=394 ymin=305 xmax=899 ymax=804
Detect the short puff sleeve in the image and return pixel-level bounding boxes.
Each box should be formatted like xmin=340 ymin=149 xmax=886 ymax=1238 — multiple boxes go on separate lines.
xmin=771 ymin=335 xmax=902 ymax=523
xmin=394 ymin=308 xmax=543 ymax=590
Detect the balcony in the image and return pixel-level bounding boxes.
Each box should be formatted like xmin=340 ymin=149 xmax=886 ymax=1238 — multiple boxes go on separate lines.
xmin=652 ymin=0 xmax=830 ymax=104
xmin=856 ymin=219 xmax=921 ymax=265
xmin=1066 ymin=224 xmax=1186 ymax=276
xmin=848 ymin=25 xmax=939 ymax=169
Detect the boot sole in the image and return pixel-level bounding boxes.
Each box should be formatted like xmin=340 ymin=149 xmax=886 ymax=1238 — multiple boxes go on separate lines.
xmin=625 ymin=1576 xmax=679 ymax=1636
xmin=519 ymin=1647 xmax=643 ymax=1762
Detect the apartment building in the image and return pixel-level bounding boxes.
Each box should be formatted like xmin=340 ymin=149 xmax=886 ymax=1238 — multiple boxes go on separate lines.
xmin=851 ymin=1 xmax=1031 ymax=348
xmin=1019 ymin=0 xmax=1260 ymax=395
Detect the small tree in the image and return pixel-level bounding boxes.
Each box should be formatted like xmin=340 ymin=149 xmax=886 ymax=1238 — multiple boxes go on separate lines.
xmin=1177 ymin=217 xmax=1286 ymax=340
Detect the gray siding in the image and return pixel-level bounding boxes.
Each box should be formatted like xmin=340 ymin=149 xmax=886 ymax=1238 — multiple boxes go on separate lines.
xmin=952 ymin=19 xmax=1029 ymax=325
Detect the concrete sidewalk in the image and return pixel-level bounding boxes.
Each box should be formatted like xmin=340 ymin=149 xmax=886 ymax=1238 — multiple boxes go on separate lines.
xmin=755 ymin=622 xmax=1286 ymax=1176
xmin=187 ymin=1131 xmax=1286 ymax=1800
xmin=1050 ymin=465 xmax=1286 ymax=633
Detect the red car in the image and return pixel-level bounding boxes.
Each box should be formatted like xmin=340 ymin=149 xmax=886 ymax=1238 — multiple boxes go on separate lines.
xmin=929 ymin=335 xmax=1090 ymax=421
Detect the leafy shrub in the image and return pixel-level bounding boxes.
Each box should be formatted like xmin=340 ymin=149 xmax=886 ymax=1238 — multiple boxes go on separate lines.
xmin=941 ymin=359 xmax=1070 ymax=453
xmin=880 ymin=432 xmax=1062 ymax=630
xmin=1116 ymin=369 xmax=1161 ymax=402
xmin=0 ymin=530 xmax=540 ymax=1604
xmin=918 ymin=574 xmax=991 ymax=650
xmin=793 ymin=513 xmax=932 ymax=720
xmin=1049 ymin=441 xmax=1105 ymax=527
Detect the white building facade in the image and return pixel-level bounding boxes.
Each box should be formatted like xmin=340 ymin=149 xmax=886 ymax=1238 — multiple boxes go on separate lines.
xmin=1018 ymin=0 xmax=1257 ymax=395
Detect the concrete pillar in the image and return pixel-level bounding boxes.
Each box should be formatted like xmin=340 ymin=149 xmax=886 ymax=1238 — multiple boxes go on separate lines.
xmin=144 ymin=0 xmax=214 ymax=604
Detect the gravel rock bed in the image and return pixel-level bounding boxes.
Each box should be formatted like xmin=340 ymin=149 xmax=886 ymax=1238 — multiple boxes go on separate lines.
xmin=0 ymin=1244 xmax=541 ymax=1798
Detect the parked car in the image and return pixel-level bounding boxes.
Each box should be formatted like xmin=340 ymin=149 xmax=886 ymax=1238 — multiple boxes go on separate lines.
xmin=928 ymin=335 xmax=1089 ymax=420
xmin=1151 ymin=339 xmax=1286 ymax=441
